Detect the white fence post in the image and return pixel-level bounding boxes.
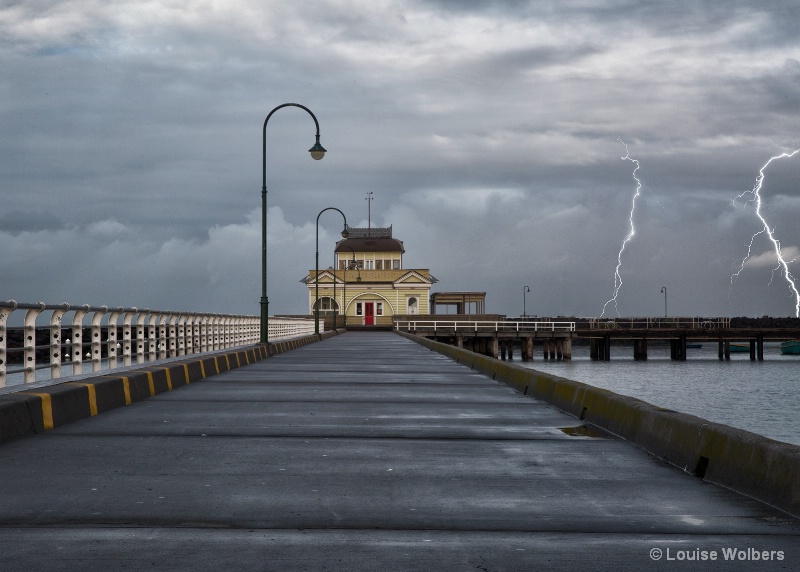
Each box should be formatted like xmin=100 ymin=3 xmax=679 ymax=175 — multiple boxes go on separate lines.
xmin=23 ymin=303 xmax=45 ymax=384
xmin=122 ymin=309 xmax=136 ymax=367
xmin=135 ymin=311 xmax=147 ymax=364
xmin=177 ymin=314 xmax=187 ymax=356
xmin=71 ymin=305 xmax=89 ymax=376
xmin=0 ymin=301 xmax=15 ymax=387
xmin=157 ymin=312 xmax=169 ymax=360
xmin=90 ymin=307 xmax=106 ymax=373
xmin=107 ymin=308 xmax=122 ymax=369
xmin=147 ymin=311 xmax=158 ymax=361
xmin=50 ymin=305 xmax=68 ymax=380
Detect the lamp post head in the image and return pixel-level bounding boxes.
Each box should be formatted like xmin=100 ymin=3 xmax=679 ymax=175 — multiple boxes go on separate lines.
xmin=341 ymin=224 xmax=350 ymax=239
xmin=309 ymin=142 xmax=327 ymax=160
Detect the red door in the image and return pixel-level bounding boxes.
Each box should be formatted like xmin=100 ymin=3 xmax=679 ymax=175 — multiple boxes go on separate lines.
xmin=364 ymin=302 xmax=375 ymax=326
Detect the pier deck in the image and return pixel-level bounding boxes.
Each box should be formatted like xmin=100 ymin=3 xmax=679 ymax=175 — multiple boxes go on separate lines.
xmin=0 ymin=332 xmax=796 ymax=570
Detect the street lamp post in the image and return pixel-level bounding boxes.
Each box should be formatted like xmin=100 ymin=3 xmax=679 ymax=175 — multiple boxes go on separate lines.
xmin=316 ymin=207 xmax=349 ymax=335
xmin=661 ymin=286 xmax=668 ymax=318
xmin=332 ymin=261 xmax=337 ymax=332
xmin=340 ymin=245 xmax=357 ymax=329
xmin=261 ymin=103 xmax=326 ymax=343
xmin=523 ymin=285 xmax=530 ymax=318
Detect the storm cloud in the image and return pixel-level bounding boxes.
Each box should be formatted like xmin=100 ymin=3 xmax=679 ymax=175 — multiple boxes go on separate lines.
xmin=2 ymin=0 xmax=799 ymax=318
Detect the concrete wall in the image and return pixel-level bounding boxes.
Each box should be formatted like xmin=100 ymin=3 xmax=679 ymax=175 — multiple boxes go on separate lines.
xmin=0 ymin=330 xmax=342 ymax=447
xmin=398 ymin=331 xmax=800 ymax=519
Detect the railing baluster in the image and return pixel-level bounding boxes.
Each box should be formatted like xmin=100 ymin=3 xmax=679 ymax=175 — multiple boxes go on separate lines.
xmin=212 ymin=316 xmax=221 ymax=351
xmin=0 ymin=301 xmax=15 ymax=387
xmin=230 ymin=316 xmax=239 ymax=347
xmin=224 ymin=316 xmax=233 ymax=349
xmin=90 ymin=307 xmax=107 ymax=373
xmin=188 ymin=313 xmax=196 ymax=355
xmin=167 ymin=313 xmax=178 ymax=358
xmin=177 ymin=314 xmax=187 ymax=356
xmin=71 ymin=305 xmax=89 ymax=376
xmin=23 ymin=303 xmax=44 ymax=384
xmin=146 ymin=311 xmax=157 ymax=361
xmin=135 ymin=310 xmax=147 ymax=364
xmin=122 ymin=309 xmax=136 ymax=367
xmin=50 ymin=305 xmax=68 ymax=379
xmin=107 ymin=308 xmax=122 ymax=369
xmin=185 ymin=314 xmax=195 ymax=355
xmin=157 ymin=312 xmax=168 ymax=360
xmin=200 ymin=314 xmax=207 ymax=351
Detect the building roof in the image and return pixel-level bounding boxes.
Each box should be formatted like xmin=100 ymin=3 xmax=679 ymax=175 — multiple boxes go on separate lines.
xmin=302 ymin=269 xmax=434 ymax=285
xmin=334 ymin=225 xmax=405 ymax=254
xmin=344 ymin=226 xmax=393 ymax=239
xmin=335 ymin=237 xmax=405 ymax=254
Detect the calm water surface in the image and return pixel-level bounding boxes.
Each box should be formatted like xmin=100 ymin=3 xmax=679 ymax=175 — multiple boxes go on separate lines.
xmin=517 ymin=341 xmax=800 ymax=446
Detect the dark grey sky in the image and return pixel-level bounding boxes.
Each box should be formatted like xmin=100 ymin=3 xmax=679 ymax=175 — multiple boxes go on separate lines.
xmin=2 ymin=0 xmax=800 ymax=318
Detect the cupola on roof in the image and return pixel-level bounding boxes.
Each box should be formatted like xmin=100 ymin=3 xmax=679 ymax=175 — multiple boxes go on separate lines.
xmin=335 ymin=225 xmax=405 ymax=254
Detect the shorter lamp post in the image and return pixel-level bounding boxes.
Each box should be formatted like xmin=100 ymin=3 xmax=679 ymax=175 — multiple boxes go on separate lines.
xmin=316 ymin=207 xmax=349 ymax=335
xmin=340 ymin=245 xmax=357 ymax=329
xmin=523 ymin=285 xmax=530 ymax=318
xmin=332 ymin=264 xmax=337 ymax=331
xmin=661 ymin=286 xmax=668 ymax=318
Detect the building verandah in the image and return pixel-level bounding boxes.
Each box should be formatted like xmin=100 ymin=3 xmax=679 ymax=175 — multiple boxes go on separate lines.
xmin=430 ymin=292 xmax=486 ymax=315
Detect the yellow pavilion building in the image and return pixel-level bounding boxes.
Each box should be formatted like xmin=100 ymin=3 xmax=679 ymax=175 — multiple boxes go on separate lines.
xmin=302 ymin=226 xmax=437 ymax=327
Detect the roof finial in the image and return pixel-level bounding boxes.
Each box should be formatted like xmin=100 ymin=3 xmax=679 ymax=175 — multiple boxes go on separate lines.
xmin=365 ymin=192 xmax=373 ymax=237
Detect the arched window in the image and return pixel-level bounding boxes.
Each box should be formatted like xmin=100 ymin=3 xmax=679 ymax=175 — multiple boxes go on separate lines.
xmin=313 ymin=297 xmax=340 ymax=314
xmin=407 ymin=297 xmax=418 ymax=315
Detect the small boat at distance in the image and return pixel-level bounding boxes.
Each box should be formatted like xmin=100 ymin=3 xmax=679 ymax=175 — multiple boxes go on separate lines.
xmin=729 ymin=343 xmax=751 ymax=353
xmin=781 ymin=340 xmax=800 ymax=355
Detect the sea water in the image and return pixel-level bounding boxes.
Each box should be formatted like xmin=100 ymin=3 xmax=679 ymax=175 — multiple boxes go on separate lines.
xmin=517 ymin=341 xmax=800 ymax=446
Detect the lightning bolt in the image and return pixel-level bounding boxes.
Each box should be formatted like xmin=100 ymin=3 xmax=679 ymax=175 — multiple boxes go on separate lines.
xmin=730 ymin=229 xmax=765 ymax=289
xmin=730 ymin=149 xmax=800 ymax=317
xmin=601 ymin=139 xmax=642 ymax=318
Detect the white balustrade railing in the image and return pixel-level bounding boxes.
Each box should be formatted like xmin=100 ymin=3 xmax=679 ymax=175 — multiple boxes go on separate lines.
xmin=0 ymin=301 xmax=316 ymax=388
xmin=395 ymin=317 xmax=732 ymax=333
xmin=270 ymin=316 xmax=318 ymax=341
xmin=586 ymin=317 xmax=731 ymax=330
xmin=394 ymin=320 xmax=576 ymax=333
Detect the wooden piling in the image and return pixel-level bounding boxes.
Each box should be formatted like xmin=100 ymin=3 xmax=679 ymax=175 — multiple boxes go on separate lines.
xmin=562 ymin=337 xmax=572 ymax=360
xmin=490 ymin=337 xmax=499 ymax=359
xmin=633 ymin=338 xmax=648 ymax=361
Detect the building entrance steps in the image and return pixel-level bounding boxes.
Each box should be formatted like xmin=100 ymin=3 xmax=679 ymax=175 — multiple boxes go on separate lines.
xmin=0 ymin=331 xmax=796 ymax=571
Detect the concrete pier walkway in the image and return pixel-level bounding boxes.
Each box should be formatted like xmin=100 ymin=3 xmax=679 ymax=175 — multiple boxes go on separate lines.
xmin=0 ymin=332 xmax=796 ymax=571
